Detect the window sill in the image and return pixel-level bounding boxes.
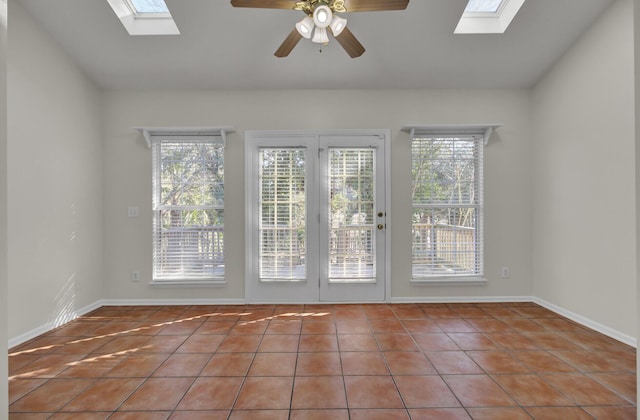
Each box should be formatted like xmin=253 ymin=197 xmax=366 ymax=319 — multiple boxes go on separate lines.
xmin=411 ymin=277 xmax=487 ymax=286
xmin=150 ymin=279 xmax=227 ymax=288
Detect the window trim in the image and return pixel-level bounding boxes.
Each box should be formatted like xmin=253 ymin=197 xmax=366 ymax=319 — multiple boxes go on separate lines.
xmin=106 ymin=0 xmax=180 ymax=35
xmin=143 ymin=127 xmax=234 ymax=287
xmin=403 ymin=124 xmax=500 ymax=285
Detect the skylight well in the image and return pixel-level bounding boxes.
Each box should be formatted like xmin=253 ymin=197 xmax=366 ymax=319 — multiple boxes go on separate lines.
xmin=106 ymin=0 xmax=179 ymax=35
xmin=455 ymin=0 xmax=525 ymax=34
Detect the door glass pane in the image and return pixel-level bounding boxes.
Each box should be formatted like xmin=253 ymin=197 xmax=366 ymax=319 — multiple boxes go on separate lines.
xmin=328 ymin=148 xmax=375 ymax=282
xmin=259 ymin=148 xmax=306 ymax=281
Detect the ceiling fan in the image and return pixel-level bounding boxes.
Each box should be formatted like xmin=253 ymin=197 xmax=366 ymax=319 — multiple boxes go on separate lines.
xmin=230 ymin=0 xmax=409 ymax=58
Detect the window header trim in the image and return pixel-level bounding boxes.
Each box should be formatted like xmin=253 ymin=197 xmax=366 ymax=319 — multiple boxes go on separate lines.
xmin=402 ymin=124 xmax=502 ymax=146
xmin=136 ymin=126 xmax=235 ymax=148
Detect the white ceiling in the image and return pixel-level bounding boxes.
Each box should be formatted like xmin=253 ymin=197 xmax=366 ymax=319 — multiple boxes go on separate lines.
xmin=18 ymin=0 xmax=614 ymax=90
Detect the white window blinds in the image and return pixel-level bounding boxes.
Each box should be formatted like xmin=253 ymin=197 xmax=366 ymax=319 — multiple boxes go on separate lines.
xmin=152 ymin=135 xmax=224 ymax=282
xmin=411 ymin=133 xmax=484 ymax=280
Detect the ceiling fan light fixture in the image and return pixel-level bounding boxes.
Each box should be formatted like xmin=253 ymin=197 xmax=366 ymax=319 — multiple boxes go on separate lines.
xmin=313 ymin=4 xmax=333 ymax=28
xmin=311 ymin=26 xmax=329 ymax=44
xmin=329 ymin=14 xmax=347 ymax=36
xmin=295 ymin=16 xmax=315 ymax=39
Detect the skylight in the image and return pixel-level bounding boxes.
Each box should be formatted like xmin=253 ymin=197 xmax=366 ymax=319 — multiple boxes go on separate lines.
xmin=129 ymin=0 xmax=169 ymax=14
xmin=455 ymin=0 xmax=525 ymax=34
xmin=465 ymin=0 xmax=504 ymax=13
xmin=106 ymin=0 xmax=179 ymax=35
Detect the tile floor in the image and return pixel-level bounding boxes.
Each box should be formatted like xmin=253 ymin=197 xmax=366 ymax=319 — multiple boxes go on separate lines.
xmin=8 ymin=302 xmax=637 ymax=419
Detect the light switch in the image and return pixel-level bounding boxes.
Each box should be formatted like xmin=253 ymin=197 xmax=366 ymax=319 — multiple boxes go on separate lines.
xmin=128 ymin=206 xmax=139 ymax=218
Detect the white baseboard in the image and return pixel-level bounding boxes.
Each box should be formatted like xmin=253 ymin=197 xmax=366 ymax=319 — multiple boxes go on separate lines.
xmin=8 ymin=300 xmax=103 ymax=349
xmin=532 ymin=297 xmax=637 ymax=348
xmin=390 ymin=295 xmax=533 ymax=304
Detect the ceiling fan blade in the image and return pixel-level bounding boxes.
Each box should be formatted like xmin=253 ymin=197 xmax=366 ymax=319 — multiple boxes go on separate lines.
xmin=333 ymin=27 xmax=365 ymax=58
xmin=275 ymin=29 xmax=303 ymax=57
xmin=230 ymin=0 xmax=297 ymax=9
xmin=343 ymin=0 xmax=409 ymax=12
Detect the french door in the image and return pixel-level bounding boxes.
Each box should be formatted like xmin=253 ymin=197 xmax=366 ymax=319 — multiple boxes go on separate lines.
xmin=245 ymin=130 xmax=389 ymax=303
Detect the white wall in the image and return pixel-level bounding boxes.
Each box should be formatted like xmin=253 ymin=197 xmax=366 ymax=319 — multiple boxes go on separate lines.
xmin=0 ymin=0 xmax=7 ymax=415
xmin=634 ymin=0 xmax=640 ymax=404
xmin=7 ymin=1 xmax=104 ymax=339
xmin=532 ymin=0 xmax=636 ymax=338
xmin=103 ymin=88 xmax=532 ymax=302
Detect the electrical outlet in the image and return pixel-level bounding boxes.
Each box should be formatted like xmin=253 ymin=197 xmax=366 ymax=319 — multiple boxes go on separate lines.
xmin=501 ymin=267 xmax=510 ymax=279
xmin=132 ymin=270 xmax=140 ymax=282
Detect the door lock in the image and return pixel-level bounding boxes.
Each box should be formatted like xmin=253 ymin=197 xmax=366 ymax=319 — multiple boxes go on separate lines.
xmin=377 ymin=212 xmax=384 ymax=218
xmin=377 ymin=224 xmax=385 ymax=230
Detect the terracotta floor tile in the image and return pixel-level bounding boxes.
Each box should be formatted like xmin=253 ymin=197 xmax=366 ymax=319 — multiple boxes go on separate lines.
xmin=54 ymin=336 xmax=115 ymax=355
xmin=296 ymin=352 xmax=342 ymax=376
xmin=542 ymin=373 xmax=630 ymax=405
xmin=401 ymin=319 xmax=442 ymax=334
xmin=50 ymin=413 xmax=111 ymax=420
xmin=105 ymin=353 xmax=168 ymax=377
xmin=533 ymin=318 xmax=587 ymax=333
xmin=500 ymin=319 xmax=549 ymax=333
xmin=443 ymin=375 xmax=516 ymax=407
xmin=408 ymin=408 xmax=471 ymax=420
xmin=233 ymin=376 xmax=294 ymax=409
xmin=56 ymin=353 xmax=127 ymax=378
xmin=425 ymin=351 xmax=483 ymax=374
xmin=522 ymin=333 xmax=582 ymax=351
xmin=175 ymin=334 xmax=224 ymax=353
xmin=248 ymin=352 xmax=297 ymax=376
xmin=227 ymin=410 xmax=289 ymax=420
xmin=395 ymin=375 xmax=460 ymax=408
xmin=511 ymin=350 xmax=577 ymax=373
xmin=375 ymin=333 xmax=419 ymax=351
xmin=229 ymin=321 xmax=269 ymax=335
xmin=364 ymin=307 xmax=398 ymax=320
xmin=109 ymin=412 xmax=170 ymax=420
xmin=290 ymin=409 xmax=349 ymax=420
xmin=466 ymin=407 xmax=531 ymax=420
xmin=447 ymin=333 xmax=500 ymax=350
xmin=583 ymin=406 xmax=637 ymax=420
xmin=291 ymin=376 xmax=347 ymax=409
xmin=194 ymin=320 xmax=236 ymax=335
xmin=422 ymin=307 xmax=459 ymax=319
xmin=10 ymin=379 xmax=94 ymax=412
xmin=139 ymin=335 xmax=188 ymax=353
xmin=435 ymin=319 xmax=477 ymax=333
xmin=590 ymin=372 xmax=637 ymax=402
xmin=552 ymin=349 xmax=627 ymax=372
xmin=334 ymin=308 xmax=367 ymax=321
xmin=391 ymin=307 xmax=427 ymax=320
xmin=7 ymin=413 xmax=52 ymax=419
xmin=11 ymin=354 xmax=82 ymax=379
xmin=337 ymin=334 xmax=379 ymax=351
xmin=465 ymin=319 xmax=512 ymax=333
xmin=492 ymin=374 xmax=574 ymax=406
xmin=201 ymin=353 xmax=254 ymax=376
xmin=258 ymin=334 xmax=300 ymax=352
xmin=412 ymin=333 xmax=460 ymax=351
xmin=369 ymin=318 xmax=407 ymax=333
xmin=467 ymin=351 xmax=530 ymax=373
xmin=152 ymin=353 xmax=210 ymax=377
xmin=157 ymin=319 xmax=205 ymax=335
xmin=485 ymin=332 xmax=539 ymax=350
xmin=481 ymin=307 xmax=521 ymax=319
xmin=298 ymin=334 xmax=339 ymax=352
xmin=175 ymin=377 xmax=243 ymax=410
xmin=335 ymin=319 xmax=371 ymax=334
xmin=217 ymin=334 xmax=262 ymax=353
xmin=344 ymin=376 xmax=404 ymax=409
xmin=383 ymin=351 xmax=436 ymax=375
xmin=62 ymin=378 xmax=143 ymax=411
xmin=349 ymin=409 xmax=410 ymax=419
xmin=8 ymin=378 xmax=47 ymax=404
xmin=525 ymin=406 xmax=594 ymax=420
xmin=92 ymin=336 xmax=151 ymax=354
xmin=341 ymin=352 xmax=389 ymax=375
xmin=119 ymin=377 xmax=194 ymax=411
xmin=170 ymin=411 xmax=230 ymax=420
xmin=301 ymin=320 xmax=336 ymax=335
xmin=265 ymin=320 xmax=302 ymax=334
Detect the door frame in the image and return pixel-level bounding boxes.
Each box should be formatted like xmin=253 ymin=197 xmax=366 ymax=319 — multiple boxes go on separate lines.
xmin=244 ymin=129 xmax=391 ymax=304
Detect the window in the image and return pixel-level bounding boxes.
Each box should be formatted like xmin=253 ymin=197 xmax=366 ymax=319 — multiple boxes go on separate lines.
xmin=152 ymin=135 xmax=224 ymax=284
xmin=106 ymin=0 xmax=179 ymax=35
xmin=455 ymin=0 xmax=526 ymax=34
xmin=410 ymin=131 xmax=484 ymax=281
